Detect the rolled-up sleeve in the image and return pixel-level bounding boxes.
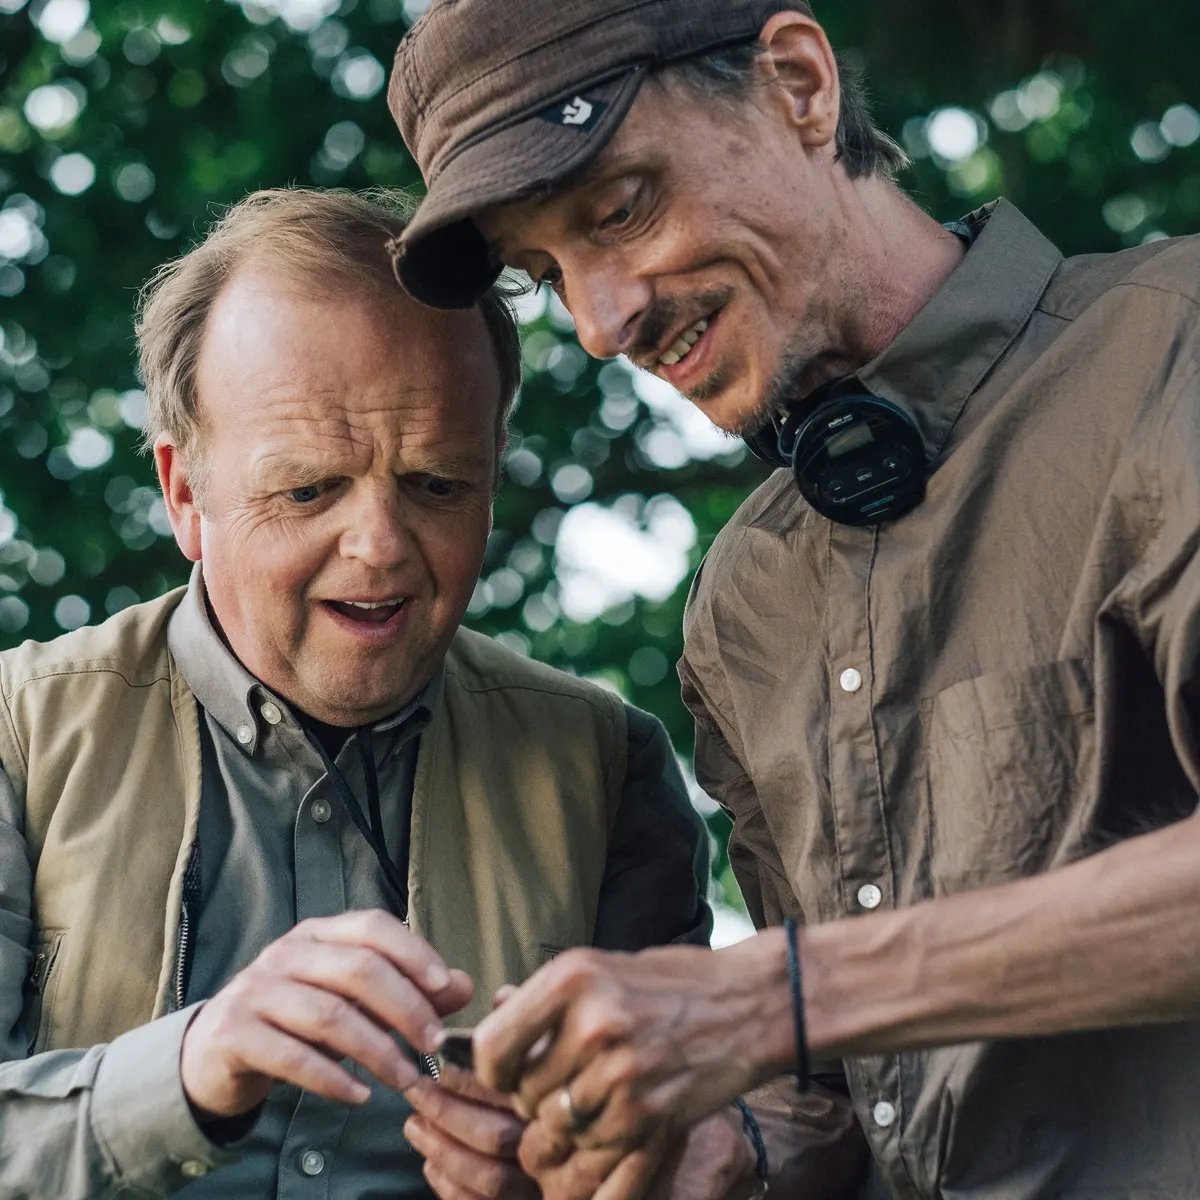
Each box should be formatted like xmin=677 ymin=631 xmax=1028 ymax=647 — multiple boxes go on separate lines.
xmin=590 ymin=705 xmax=713 ymax=950
xmin=0 ymin=766 xmax=235 ymax=1198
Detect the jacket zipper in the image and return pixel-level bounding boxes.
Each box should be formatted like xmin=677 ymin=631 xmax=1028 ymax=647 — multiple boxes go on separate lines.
xmin=402 ymin=918 xmax=440 ymax=1080
xmin=29 ymin=950 xmax=50 ymax=990
xmin=173 ymin=899 xmax=190 ymax=1011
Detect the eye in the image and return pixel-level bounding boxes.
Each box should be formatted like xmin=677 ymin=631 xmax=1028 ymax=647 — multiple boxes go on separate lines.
xmin=599 ymin=204 xmax=632 ymax=230
xmin=420 ymin=475 xmax=460 ymax=498
xmin=288 ymin=484 xmax=324 ymax=504
xmin=535 ymin=264 xmax=563 ymax=291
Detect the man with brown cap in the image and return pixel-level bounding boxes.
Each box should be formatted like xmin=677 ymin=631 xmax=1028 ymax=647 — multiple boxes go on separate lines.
xmin=387 ymin=3 xmax=1200 ymax=1198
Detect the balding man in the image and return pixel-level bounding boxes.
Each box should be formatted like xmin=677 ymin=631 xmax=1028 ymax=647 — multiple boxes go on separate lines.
xmin=0 ymin=187 xmax=711 ymax=1199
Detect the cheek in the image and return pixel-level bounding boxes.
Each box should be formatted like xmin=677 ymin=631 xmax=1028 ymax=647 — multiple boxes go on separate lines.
xmin=421 ymin=508 xmax=491 ymax=601
xmin=204 ymin=510 xmax=331 ymax=613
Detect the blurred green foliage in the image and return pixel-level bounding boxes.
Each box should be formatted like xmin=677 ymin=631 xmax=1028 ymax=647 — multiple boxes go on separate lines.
xmin=1 ymin=0 xmax=1197 ymax=912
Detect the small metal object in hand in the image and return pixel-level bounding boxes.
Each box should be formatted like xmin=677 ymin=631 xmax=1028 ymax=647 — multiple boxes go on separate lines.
xmin=437 ymin=1027 xmax=476 ymax=1071
xmin=558 ymin=1085 xmax=596 ymax=1133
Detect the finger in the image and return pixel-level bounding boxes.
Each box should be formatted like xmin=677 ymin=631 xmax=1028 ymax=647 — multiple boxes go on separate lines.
xmin=406 ymin=1114 xmax=538 ymax=1200
xmin=435 ymin=1062 xmax=517 ymax=1111
xmin=533 ymin=1082 xmax=607 ymax=1146
xmin=262 ymin=979 xmax=419 ymax=1090
xmin=234 ymin=1019 xmax=371 ymax=1106
xmin=543 ymin=1047 xmax=669 ymax=1152
xmin=295 ymin=910 xmax=469 ymax=1008
xmin=507 ymin=989 xmax=635 ymax=1118
xmin=592 ymin=1142 xmax=668 ymax=1200
xmin=406 ymin=1077 xmax=525 ymax=1158
xmin=422 ymin=1161 xmax=487 ymax=1200
xmin=517 ymin=1118 xmax=574 ymax=1175
xmin=493 ymin=984 xmax=518 ymax=1009
xmin=537 ymin=1144 xmax=640 ymax=1200
xmin=512 ymin=989 xmax=635 ymax=1124
xmin=274 ymin=940 xmax=450 ymax=1055
xmin=474 ymin=952 xmax=606 ymax=1091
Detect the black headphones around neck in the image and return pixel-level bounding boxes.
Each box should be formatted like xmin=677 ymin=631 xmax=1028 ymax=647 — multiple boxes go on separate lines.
xmin=739 ymin=215 xmax=984 ymax=525
xmin=744 ymin=378 xmax=929 ymax=527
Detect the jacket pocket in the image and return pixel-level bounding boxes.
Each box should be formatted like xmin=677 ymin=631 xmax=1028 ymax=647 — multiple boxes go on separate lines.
xmin=23 ymin=927 xmax=67 ymax=1055
xmin=924 ymin=659 xmax=1094 ymax=895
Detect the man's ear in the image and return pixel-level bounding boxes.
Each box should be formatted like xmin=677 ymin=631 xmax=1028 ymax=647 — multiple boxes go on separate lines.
xmin=756 ymin=11 xmax=840 ymax=151
xmin=154 ymin=437 xmax=203 ymax=562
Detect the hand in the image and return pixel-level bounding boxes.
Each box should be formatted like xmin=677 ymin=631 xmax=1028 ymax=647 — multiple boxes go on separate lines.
xmin=405 ymin=1064 xmax=537 ymax=1200
xmin=181 ymin=909 xmax=473 ymax=1119
xmin=473 ymin=934 xmax=792 ymax=1157
xmin=518 ymin=1109 xmax=757 ymax=1200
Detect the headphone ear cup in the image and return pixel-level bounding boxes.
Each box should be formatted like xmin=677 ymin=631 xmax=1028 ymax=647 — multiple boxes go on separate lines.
xmin=743 ymin=418 xmax=789 ymax=468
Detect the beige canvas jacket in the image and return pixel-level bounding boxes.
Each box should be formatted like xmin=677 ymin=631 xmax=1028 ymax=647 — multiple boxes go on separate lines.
xmin=0 ymin=588 xmax=627 ymax=1049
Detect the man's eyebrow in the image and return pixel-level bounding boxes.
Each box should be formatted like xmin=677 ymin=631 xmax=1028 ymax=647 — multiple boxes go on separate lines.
xmin=406 ymin=450 xmax=494 ymax=476
xmin=250 ymin=455 xmax=346 ymax=490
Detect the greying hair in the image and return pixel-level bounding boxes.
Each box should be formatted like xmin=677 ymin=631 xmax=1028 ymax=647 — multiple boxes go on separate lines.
xmin=657 ymin=42 xmax=909 ymax=180
xmin=136 ymin=186 xmax=522 ymax=493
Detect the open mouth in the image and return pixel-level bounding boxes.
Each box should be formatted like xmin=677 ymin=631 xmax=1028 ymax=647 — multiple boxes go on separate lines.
xmin=658 ymin=314 xmax=712 ymax=367
xmin=324 ymin=598 xmax=406 ymax=625
xmin=655 ymin=309 xmax=722 ymax=386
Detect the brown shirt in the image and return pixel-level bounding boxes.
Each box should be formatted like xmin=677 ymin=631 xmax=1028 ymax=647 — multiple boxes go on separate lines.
xmin=681 ymin=200 xmax=1200 ymax=1198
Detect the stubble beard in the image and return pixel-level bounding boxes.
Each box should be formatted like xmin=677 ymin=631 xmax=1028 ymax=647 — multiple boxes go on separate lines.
xmin=695 ymin=341 xmax=822 ymax=441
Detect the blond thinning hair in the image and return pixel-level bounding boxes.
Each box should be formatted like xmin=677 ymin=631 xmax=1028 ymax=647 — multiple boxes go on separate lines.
xmin=136 ymin=186 xmax=521 ymax=491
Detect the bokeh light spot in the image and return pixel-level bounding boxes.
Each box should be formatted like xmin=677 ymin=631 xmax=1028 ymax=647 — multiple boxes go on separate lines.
xmin=49 ymin=153 xmax=96 ymax=195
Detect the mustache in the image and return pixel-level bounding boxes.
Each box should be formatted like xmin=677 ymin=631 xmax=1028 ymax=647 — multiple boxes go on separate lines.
xmin=626 ymin=287 xmax=733 ymax=368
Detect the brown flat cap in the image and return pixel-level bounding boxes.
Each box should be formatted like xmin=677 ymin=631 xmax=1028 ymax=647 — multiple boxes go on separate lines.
xmin=388 ymin=0 xmax=809 ymax=308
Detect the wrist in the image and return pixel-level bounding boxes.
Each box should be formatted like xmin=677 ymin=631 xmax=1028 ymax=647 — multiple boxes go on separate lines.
xmin=725 ymin=928 xmax=796 ymax=1083
xmin=731 ymin=1098 xmax=769 ymax=1189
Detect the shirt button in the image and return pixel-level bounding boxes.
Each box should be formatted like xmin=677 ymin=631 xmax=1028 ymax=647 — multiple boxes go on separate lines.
xmin=857 ymin=883 xmax=883 ymax=910
xmin=873 ymin=1100 xmax=897 ymax=1128
xmin=839 ymin=667 xmax=863 ymax=693
xmin=311 ymin=799 xmax=332 ymax=824
xmin=260 ymin=701 xmax=283 ymax=725
xmin=180 ymin=1161 xmax=209 ymax=1179
xmin=300 ymin=1149 xmax=325 ymax=1176
xmin=236 ymin=724 xmax=254 ymax=745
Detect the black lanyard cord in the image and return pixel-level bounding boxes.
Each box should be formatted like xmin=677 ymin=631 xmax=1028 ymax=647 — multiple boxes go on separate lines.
xmin=305 ymin=728 xmax=409 ymax=918
xmin=357 ymin=725 xmax=387 ymax=852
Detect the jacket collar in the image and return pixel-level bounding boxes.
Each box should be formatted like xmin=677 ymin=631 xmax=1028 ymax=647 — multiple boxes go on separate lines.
xmin=167 ymin=564 xmax=439 ymax=757
xmin=858 ymin=198 xmax=1062 ymax=462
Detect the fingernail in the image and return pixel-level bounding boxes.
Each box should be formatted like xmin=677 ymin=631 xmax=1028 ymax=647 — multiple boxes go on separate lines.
xmin=349 ymin=1080 xmax=371 ymax=1104
xmin=425 ymin=963 xmax=451 ymax=991
xmin=395 ymin=1061 xmax=418 ymax=1091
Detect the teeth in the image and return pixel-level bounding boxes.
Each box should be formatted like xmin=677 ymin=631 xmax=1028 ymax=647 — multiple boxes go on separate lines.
xmin=346 ymin=599 xmax=403 ymax=609
xmin=658 ymin=316 xmax=712 ymax=367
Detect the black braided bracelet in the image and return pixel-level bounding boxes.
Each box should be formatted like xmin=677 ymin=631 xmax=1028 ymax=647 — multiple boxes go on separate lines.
xmin=783 ymin=917 xmax=811 ymax=1092
xmin=732 ymin=1097 xmax=769 ymax=1188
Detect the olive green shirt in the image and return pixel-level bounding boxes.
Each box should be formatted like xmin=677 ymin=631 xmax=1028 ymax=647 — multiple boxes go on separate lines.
xmin=682 ymin=200 xmax=1200 ymax=1197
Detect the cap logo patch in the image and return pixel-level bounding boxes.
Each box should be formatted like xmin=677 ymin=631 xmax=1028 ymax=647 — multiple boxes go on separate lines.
xmin=562 ymin=96 xmax=593 ymax=125
xmin=537 ymin=94 xmax=607 ymax=132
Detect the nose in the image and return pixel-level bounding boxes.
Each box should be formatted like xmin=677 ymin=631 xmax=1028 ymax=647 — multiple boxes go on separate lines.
xmin=566 ymin=260 xmax=652 ymax=361
xmin=339 ymin=479 xmax=410 ymax=570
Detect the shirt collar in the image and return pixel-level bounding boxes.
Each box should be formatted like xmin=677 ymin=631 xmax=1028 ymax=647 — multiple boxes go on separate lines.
xmin=167 ymin=563 xmax=441 ymax=756
xmin=858 ymin=198 xmax=1063 ymax=461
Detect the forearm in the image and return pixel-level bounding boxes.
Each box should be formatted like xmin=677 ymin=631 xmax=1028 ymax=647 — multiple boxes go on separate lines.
xmin=751 ymin=812 xmax=1200 ymax=1065
xmin=742 ymin=1077 xmax=868 ymax=1197
xmin=0 ymin=1007 xmax=235 ymax=1198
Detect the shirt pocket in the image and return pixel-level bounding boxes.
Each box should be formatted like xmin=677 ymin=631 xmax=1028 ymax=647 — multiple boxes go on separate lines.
xmin=924 ymin=659 xmax=1094 ymax=895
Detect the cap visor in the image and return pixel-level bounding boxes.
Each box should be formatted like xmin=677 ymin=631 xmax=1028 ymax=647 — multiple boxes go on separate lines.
xmin=397 ymin=70 xmax=645 ymax=308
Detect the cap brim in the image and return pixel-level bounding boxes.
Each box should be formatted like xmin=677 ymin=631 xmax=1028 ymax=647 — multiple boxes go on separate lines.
xmin=395 ymin=70 xmax=645 ymax=309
